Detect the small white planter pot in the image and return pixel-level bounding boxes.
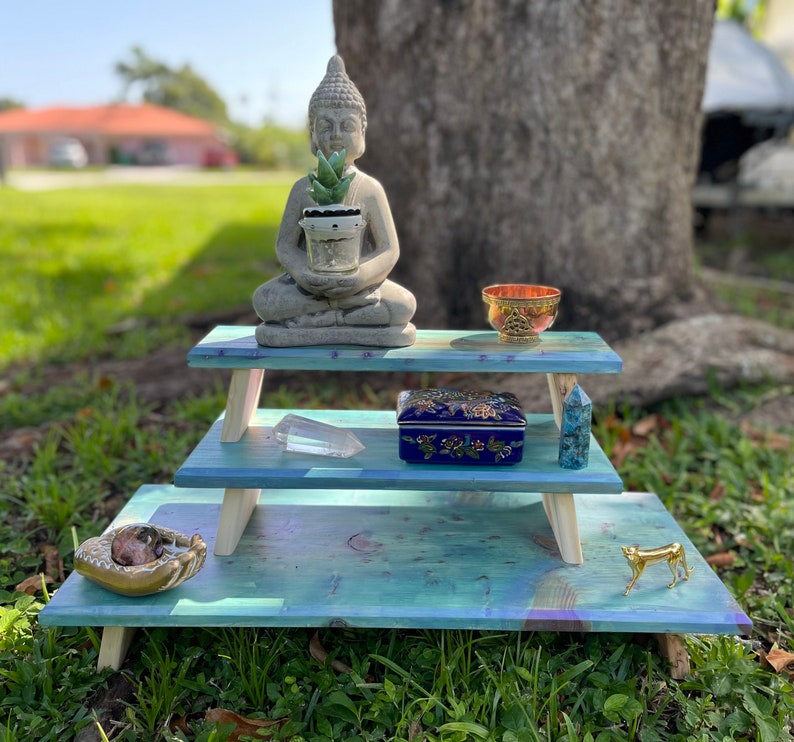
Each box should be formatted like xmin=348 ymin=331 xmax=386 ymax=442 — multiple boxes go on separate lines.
xmin=300 ymin=206 xmax=366 ymax=274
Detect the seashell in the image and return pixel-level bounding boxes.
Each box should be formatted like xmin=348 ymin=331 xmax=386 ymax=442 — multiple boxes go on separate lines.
xmin=74 ymin=523 xmax=206 ymax=596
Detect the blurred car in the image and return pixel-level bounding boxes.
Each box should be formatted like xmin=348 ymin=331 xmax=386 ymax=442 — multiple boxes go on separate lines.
xmin=49 ymin=138 xmax=88 ymax=168
xmin=202 ymin=148 xmax=238 ymax=169
xmin=136 ymin=139 xmax=171 ymax=166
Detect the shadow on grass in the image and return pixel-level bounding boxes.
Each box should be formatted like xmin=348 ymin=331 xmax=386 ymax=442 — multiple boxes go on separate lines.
xmin=13 ymin=220 xmax=282 ymax=372
xmin=139 ymin=221 xmax=281 ymax=319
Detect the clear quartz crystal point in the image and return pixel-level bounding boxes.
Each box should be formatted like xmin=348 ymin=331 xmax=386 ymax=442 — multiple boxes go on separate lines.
xmin=272 ymin=414 xmax=365 ymax=458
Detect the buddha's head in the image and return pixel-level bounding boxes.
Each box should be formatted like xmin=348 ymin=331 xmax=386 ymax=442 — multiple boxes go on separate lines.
xmin=308 ymin=55 xmax=367 ymax=165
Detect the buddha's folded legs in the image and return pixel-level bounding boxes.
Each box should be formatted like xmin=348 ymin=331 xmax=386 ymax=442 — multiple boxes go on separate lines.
xmin=252 ymin=274 xmax=330 ymax=324
xmin=253 ymin=275 xmax=415 ymax=330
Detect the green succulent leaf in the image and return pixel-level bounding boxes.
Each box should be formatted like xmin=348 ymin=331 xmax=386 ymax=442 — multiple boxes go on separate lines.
xmin=315 ymin=150 xmax=339 ymax=189
xmin=307 ymin=180 xmax=333 ymax=205
xmin=330 ymin=172 xmax=355 ymax=203
xmin=328 ymin=149 xmax=346 ymax=179
xmin=307 ymin=150 xmax=353 ymax=204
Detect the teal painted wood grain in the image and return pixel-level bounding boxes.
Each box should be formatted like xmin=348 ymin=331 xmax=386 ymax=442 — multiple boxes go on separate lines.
xmin=39 ymin=485 xmax=751 ymax=634
xmin=186 ymin=327 xmax=623 ymax=374
xmin=174 ymin=410 xmax=624 ymax=493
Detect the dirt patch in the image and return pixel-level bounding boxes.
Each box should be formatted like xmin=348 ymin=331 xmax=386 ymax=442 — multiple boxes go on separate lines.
xmin=3 ymin=306 xmax=793 ymax=465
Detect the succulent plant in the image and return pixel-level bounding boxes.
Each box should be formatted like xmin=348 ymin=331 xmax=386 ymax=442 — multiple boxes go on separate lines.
xmin=307 ymin=149 xmax=356 ymax=205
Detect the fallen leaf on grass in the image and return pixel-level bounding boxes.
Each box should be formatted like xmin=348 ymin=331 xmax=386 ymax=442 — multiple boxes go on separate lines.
xmin=739 ymin=421 xmax=792 ymax=451
xmin=734 ymin=534 xmax=754 ymax=550
xmin=204 ymin=708 xmax=286 ymax=741
xmin=610 ymin=436 xmax=647 ymax=469
xmin=711 ymin=526 xmax=754 ymax=552
xmin=708 ymin=482 xmax=726 ymax=502
xmin=760 ymin=647 xmax=794 ymax=675
xmin=749 ymin=485 xmax=766 ymax=502
xmin=607 ymin=413 xmax=672 ymax=468
xmin=16 ymin=573 xmax=53 ymax=595
xmin=706 ymin=552 xmax=736 ymax=567
xmin=632 ymin=414 xmax=667 ymax=437
xmin=41 ymin=543 xmax=64 ymax=582
xmin=98 ymin=374 xmax=116 ymax=390
xmin=0 ymin=426 xmax=47 ymax=459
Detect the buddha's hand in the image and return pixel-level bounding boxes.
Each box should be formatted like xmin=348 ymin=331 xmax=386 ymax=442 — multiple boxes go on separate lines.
xmin=336 ymin=287 xmax=380 ymax=309
xmin=304 ymin=271 xmax=361 ymax=298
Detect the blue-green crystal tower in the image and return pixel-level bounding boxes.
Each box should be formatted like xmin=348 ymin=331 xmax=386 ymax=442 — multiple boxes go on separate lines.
xmin=558 ymin=384 xmax=592 ymax=470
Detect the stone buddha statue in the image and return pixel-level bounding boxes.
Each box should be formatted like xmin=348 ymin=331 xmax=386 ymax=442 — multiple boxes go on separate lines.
xmin=253 ymin=55 xmax=416 ymax=347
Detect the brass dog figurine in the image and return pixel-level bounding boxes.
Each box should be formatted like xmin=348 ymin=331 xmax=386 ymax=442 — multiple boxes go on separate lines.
xmin=621 ymin=542 xmax=694 ymax=596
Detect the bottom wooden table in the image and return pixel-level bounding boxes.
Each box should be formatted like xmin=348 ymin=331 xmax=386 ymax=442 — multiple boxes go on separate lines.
xmin=40 ymin=485 xmax=751 ymax=671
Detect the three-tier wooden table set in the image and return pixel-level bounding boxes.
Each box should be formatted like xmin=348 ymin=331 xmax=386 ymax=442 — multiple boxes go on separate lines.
xmin=41 ymin=327 xmax=751 ymax=671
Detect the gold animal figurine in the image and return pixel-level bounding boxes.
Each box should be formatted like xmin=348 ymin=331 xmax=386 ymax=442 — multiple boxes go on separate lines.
xmin=621 ymin=542 xmax=694 ymax=596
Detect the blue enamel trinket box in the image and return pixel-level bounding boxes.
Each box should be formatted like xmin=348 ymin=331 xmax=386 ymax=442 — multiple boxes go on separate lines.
xmin=397 ymin=388 xmax=527 ymax=464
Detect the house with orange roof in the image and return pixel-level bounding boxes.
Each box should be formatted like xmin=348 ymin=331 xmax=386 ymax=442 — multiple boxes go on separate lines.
xmin=0 ymin=103 xmax=236 ymax=168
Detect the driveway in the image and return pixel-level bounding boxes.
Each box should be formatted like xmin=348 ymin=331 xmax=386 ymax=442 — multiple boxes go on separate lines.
xmin=3 ymin=166 xmax=295 ymax=191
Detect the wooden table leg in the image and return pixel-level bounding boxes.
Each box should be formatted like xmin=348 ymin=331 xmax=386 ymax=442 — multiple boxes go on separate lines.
xmin=214 ymin=487 xmax=261 ymax=556
xmin=221 ymin=369 xmax=265 ymax=442
xmin=542 ymin=492 xmax=584 ymax=564
xmin=654 ymin=633 xmax=691 ymax=679
xmin=216 ymin=369 xmax=264 ymax=554
xmin=97 ymin=626 xmax=136 ymax=671
xmin=546 ymin=372 xmax=578 ymax=427
xmin=544 ymin=373 xmax=584 ymax=564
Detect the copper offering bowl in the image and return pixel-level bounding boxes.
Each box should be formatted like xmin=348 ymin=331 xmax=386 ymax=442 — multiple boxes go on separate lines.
xmin=482 ymin=284 xmax=561 ymax=343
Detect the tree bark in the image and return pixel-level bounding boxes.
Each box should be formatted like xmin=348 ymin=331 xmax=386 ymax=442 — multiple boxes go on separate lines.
xmin=333 ymin=0 xmax=715 ymax=340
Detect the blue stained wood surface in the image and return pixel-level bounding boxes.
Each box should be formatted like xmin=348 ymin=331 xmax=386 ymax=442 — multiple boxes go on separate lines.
xmin=39 ymin=485 xmax=752 ymax=634
xmin=187 ymin=327 xmax=623 ymax=374
xmin=174 ymin=410 xmax=623 ymax=494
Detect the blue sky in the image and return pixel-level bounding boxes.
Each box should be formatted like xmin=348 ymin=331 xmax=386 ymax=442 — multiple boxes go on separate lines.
xmin=1 ymin=1 xmax=335 ymax=128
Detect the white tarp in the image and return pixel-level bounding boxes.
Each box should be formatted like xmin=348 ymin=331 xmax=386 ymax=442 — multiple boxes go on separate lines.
xmin=703 ymin=19 xmax=794 ymax=113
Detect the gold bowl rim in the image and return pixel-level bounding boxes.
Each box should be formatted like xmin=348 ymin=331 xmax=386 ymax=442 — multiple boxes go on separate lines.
xmin=482 ymin=284 xmax=562 ymax=307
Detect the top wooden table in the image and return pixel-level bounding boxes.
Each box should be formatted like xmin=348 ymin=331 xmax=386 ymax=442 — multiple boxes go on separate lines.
xmin=188 ymin=327 xmax=623 ymax=374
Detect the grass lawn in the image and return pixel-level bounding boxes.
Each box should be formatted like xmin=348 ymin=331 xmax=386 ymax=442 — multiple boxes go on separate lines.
xmin=0 ymin=180 xmax=291 ymax=367
xmin=1 ymin=183 xmax=793 ymax=741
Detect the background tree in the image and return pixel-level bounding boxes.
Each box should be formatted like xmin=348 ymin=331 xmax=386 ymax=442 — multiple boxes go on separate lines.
xmin=334 ymin=1 xmax=715 ymax=340
xmin=115 ymin=46 xmax=229 ymax=125
xmin=147 ymin=63 xmax=229 ymax=125
xmin=115 ymin=47 xmax=170 ymax=102
xmin=113 ymin=47 xmax=314 ymax=169
xmin=0 ymin=98 xmax=24 ymax=112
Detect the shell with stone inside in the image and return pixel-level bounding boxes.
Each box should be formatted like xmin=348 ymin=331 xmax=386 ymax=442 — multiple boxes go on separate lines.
xmin=74 ymin=523 xmax=206 ymax=596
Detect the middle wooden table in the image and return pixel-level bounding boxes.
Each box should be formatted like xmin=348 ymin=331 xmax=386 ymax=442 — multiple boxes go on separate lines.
xmin=175 ymin=328 xmax=624 ymax=564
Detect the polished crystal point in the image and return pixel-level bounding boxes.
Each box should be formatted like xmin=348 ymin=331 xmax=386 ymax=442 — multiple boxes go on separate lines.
xmin=272 ymin=414 xmax=365 ymax=458
xmin=558 ymin=384 xmax=592 ymax=470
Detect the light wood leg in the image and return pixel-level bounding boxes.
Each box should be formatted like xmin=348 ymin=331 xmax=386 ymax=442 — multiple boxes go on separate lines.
xmin=221 ymin=369 xmax=265 ymax=442
xmin=545 ymin=373 xmax=584 ymax=563
xmin=214 ymin=487 xmax=261 ymax=555
xmin=546 ymin=372 xmax=578 ymax=427
xmin=654 ymin=633 xmax=691 ymax=679
xmin=97 ymin=626 xmax=136 ymax=671
xmin=542 ymin=492 xmax=584 ymax=564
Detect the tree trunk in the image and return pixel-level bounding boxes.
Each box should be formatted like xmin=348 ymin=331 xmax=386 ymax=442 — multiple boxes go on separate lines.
xmin=333 ymin=0 xmax=715 ymax=340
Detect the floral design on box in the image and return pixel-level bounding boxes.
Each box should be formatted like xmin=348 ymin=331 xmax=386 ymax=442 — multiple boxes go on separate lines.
xmin=397 ymin=388 xmax=526 ymax=465
xmin=403 ymin=432 xmax=522 ymax=462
